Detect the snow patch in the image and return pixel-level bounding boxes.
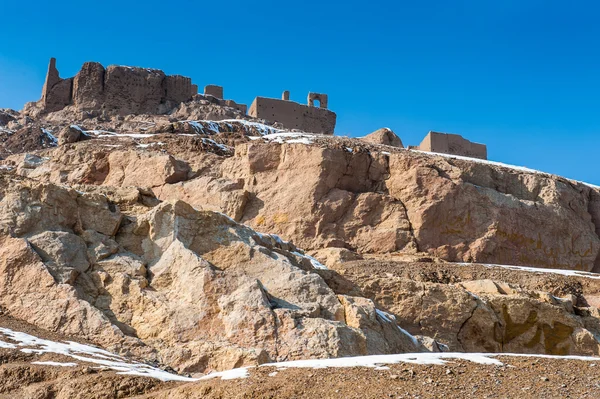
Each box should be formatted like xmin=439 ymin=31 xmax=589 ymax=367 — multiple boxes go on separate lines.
xmin=260 ymin=352 xmax=600 ymax=371
xmin=264 ymin=353 xmax=504 ymax=369
xmin=32 ymin=361 xmax=78 ymax=367
xmin=0 ymin=327 xmax=194 ymax=382
xmin=260 ymin=132 xmax=317 ymax=145
xmin=0 ymin=340 xmax=17 ymax=349
xmin=199 ymin=367 xmax=250 ymax=380
xmin=220 ymin=119 xmax=282 ymax=136
xmin=201 ymin=137 xmax=232 ymax=152
xmin=41 ymin=128 xmax=58 ymax=146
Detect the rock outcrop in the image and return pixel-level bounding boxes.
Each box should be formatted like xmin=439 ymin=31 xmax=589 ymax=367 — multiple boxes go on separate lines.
xmin=0 ymin=172 xmax=425 ymax=374
xmin=7 ymin=132 xmax=600 ymax=272
xmin=361 ymin=128 xmax=403 ymax=147
xmin=322 ymin=259 xmax=600 ymax=356
xmin=219 ymin=141 xmax=600 ymax=271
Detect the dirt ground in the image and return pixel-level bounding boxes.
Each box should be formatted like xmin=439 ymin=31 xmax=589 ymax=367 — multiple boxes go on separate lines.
xmin=141 ymin=356 xmax=600 ymax=399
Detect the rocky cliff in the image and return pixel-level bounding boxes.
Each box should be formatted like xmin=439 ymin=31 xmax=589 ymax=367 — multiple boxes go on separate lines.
xmin=1 ymin=79 xmax=600 ymax=396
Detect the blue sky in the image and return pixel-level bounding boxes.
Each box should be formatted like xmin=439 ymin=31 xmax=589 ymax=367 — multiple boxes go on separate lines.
xmin=1 ymin=0 xmax=599 ymax=184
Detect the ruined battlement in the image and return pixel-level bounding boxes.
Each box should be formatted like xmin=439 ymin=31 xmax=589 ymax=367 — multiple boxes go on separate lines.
xmin=37 ymin=58 xmax=337 ymax=134
xmin=248 ymin=92 xmax=336 ymax=134
xmin=40 ymin=58 xmax=198 ymax=115
xmin=415 ymin=131 xmax=487 ymax=160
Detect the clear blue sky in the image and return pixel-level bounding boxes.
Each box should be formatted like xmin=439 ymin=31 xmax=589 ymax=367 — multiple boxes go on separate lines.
xmin=1 ymin=0 xmax=599 ymax=185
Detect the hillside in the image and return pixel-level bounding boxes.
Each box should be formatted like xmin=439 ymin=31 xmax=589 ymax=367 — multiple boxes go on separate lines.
xmin=1 ymin=61 xmax=600 ymax=398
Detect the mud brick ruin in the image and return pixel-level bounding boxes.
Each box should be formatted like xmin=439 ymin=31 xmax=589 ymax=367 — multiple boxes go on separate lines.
xmin=40 ymin=58 xmax=198 ymax=115
xmin=249 ymin=91 xmax=337 ymax=135
xmin=37 ymin=58 xmax=488 ymax=158
xmin=202 ymin=84 xmax=247 ymax=115
xmin=413 ymin=131 xmax=487 ymax=160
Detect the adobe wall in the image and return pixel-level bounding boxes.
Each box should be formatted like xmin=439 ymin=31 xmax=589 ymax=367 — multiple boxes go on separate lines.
xmin=204 ymin=85 xmax=223 ymax=99
xmin=201 ymin=84 xmax=247 ymax=114
xmin=40 ymin=59 xmax=198 ymax=115
xmin=40 ymin=58 xmax=73 ymax=113
xmin=417 ymin=131 xmax=487 ymax=160
xmin=248 ymin=96 xmax=336 ymax=134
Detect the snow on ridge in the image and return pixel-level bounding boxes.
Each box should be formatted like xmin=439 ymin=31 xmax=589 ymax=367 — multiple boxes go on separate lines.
xmin=220 ymin=119 xmax=282 ymax=136
xmin=198 ymin=367 xmax=250 ymax=380
xmin=181 ymin=119 xmax=282 ymax=137
xmin=262 ymin=352 xmax=504 ymax=369
xmin=259 ymin=132 xmax=320 ymax=145
xmin=455 ymin=262 xmax=600 ymax=280
xmin=411 ymin=150 xmax=600 ymax=190
xmin=159 ymin=351 xmax=600 ymax=381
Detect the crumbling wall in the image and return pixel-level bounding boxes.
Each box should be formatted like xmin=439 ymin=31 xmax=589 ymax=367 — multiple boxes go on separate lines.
xmin=40 ymin=59 xmax=198 ymax=115
xmin=103 ymin=66 xmax=167 ymax=115
xmin=202 ymin=85 xmax=247 ymax=114
xmin=164 ymin=75 xmax=196 ymax=104
xmin=40 ymin=58 xmax=72 ymax=113
xmin=417 ymin=131 xmax=487 ymax=160
xmin=307 ymin=92 xmax=328 ymax=109
xmin=204 ymin=85 xmax=223 ymax=99
xmin=248 ymin=96 xmax=336 ymax=134
xmin=72 ymin=62 xmax=105 ymax=110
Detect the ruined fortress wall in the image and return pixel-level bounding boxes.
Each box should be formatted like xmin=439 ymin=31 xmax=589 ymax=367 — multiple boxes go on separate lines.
xmin=248 ymin=97 xmax=336 ymax=134
xmin=41 ymin=59 xmax=197 ymax=115
xmin=40 ymin=58 xmax=73 ymax=113
xmin=103 ymin=66 xmax=167 ymax=115
xmin=73 ymin=62 xmax=105 ymax=110
xmin=418 ymin=132 xmax=487 ymax=160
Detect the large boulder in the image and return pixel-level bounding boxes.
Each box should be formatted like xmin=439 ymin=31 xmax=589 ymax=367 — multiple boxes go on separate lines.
xmin=57 ymin=125 xmax=83 ymax=145
xmin=361 ymin=127 xmax=403 ymax=147
xmin=104 ymin=151 xmax=191 ymax=188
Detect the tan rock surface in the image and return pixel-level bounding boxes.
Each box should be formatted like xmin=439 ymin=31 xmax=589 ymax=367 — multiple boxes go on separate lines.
xmin=0 ymin=172 xmax=426 ymax=375
xmin=7 ymin=133 xmax=600 ymax=272
xmin=361 ymin=127 xmax=404 ymax=147
xmin=323 ymin=259 xmax=600 ymax=355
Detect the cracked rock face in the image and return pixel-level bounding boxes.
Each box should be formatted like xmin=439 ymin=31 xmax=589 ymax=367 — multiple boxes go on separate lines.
xmin=3 ymin=119 xmax=600 ymax=374
xmin=7 ymin=136 xmax=600 ymax=272
xmin=219 ymin=142 xmax=600 ymax=272
xmin=324 ymin=259 xmax=600 ymax=356
xmin=0 ymin=174 xmax=424 ymax=374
